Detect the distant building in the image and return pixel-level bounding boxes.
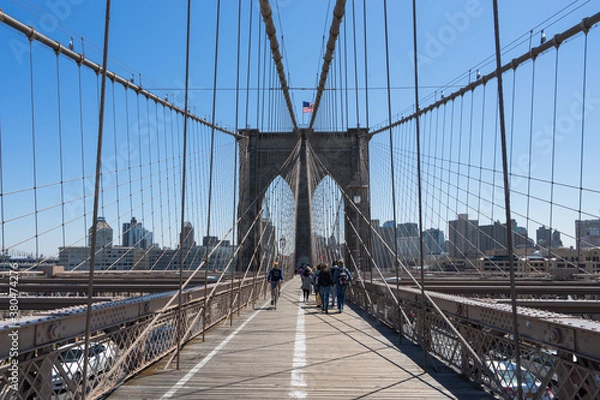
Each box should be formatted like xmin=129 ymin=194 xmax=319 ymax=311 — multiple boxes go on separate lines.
xmin=183 ymin=221 xmax=195 ymax=248
xmin=371 ymin=220 xmax=395 ymax=271
xmin=59 ymin=246 xmax=148 ymax=270
xmin=548 ymin=247 xmax=600 ymax=273
xmin=476 ymin=254 xmax=519 ymax=273
xmin=575 ymin=219 xmax=600 ymax=249
xmin=536 ymin=225 xmax=562 ymax=248
xmin=423 ymin=228 xmax=445 ymax=255
xmin=203 ymin=236 xmax=219 ymax=247
xmin=122 ymin=217 xmax=153 ymax=250
xmin=397 ymin=223 xmax=419 ymax=238
xmin=147 ymin=247 xmax=204 ymax=270
xmin=448 ymin=214 xmax=479 ymax=258
xmin=397 ymin=223 xmax=419 ymax=261
xmin=514 ymin=225 xmax=534 ymax=249
xmin=88 ymin=217 xmax=113 ymax=248
xmin=479 ymin=221 xmax=507 ymax=254
xmin=479 ymin=219 xmax=534 ymax=253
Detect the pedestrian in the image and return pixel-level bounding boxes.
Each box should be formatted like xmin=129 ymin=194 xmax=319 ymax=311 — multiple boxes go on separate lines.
xmin=300 ymin=265 xmax=313 ymax=301
xmin=267 ymin=261 xmax=284 ymax=306
xmin=318 ymin=262 xmax=334 ymax=313
xmin=334 ymin=259 xmax=352 ymax=312
xmin=329 ymin=260 xmax=339 ymax=308
xmin=312 ymin=264 xmax=321 ymax=308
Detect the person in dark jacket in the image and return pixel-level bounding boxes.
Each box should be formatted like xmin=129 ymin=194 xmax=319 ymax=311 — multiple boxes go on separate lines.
xmin=317 ymin=262 xmax=334 ymax=313
xmin=329 ymin=261 xmax=339 ymax=308
xmin=333 ymin=259 xmax=352 ymax=312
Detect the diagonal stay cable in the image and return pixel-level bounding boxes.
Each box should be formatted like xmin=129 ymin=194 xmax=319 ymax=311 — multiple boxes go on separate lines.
xmin=308 ymin=142 xmax=484 ymax=370
xmin=82 ymin=1 xmax=111 ymax=398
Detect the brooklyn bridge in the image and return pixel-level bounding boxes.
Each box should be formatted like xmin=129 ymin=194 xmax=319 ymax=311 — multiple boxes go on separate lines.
xmin=1 ymin=1 xmax=600 ymax=399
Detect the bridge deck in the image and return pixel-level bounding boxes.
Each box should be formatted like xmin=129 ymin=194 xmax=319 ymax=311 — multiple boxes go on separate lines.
xmin=108 ymin=277 xmax=492 ymax=399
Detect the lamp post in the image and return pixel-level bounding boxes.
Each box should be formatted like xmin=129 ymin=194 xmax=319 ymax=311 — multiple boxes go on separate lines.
xmin=279 ymin=236 xmax=286 ymax=267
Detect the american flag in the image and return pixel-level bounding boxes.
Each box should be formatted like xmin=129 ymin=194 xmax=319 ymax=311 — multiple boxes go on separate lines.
xmin=302 ymin=101 xmax=314 ymax=113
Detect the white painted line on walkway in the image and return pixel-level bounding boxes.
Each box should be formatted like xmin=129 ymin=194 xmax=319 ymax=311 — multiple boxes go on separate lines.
xmin=289 ymin=292 xmax=307 ymax=399
xmin=162 ymin=279 xmax=293 ymax=398
xmin=161 ymin=297 xmax=269 ymax=399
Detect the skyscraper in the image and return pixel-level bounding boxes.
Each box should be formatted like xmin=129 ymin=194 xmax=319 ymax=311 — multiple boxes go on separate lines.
xmin=448 ymin=214 xmax=479 ymax=258
xmin=575 ymin=219 xmax=600 ymax=249
xmin=88 ymin=217 xmax=113 ymax=248
xmin=183 ymin=221 xmax=195 ymax=248
xmin=122 ymin=217 xmax=153 ymax=250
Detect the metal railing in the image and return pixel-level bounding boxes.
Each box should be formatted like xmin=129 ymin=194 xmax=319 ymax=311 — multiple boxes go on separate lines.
xmin=0 ymin=276 xmax=269 ymax=399
xmin=348 ymin=280 xmax=600 ymax=400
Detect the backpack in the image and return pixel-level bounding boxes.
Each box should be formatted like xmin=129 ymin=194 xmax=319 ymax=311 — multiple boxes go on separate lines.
xmin=271 ymin=269 xmax=281 ymax=280
xmin=338 ymin=269 xmax=349 ymax=286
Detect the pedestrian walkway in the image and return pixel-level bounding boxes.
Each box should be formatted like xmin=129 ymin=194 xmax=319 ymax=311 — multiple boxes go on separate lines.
xmin=108 ymin=276 xmax=493 ymax=399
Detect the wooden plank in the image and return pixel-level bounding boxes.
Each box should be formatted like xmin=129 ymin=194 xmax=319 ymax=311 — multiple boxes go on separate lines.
xmin=108 ymin=277 xmax=492 ymax=399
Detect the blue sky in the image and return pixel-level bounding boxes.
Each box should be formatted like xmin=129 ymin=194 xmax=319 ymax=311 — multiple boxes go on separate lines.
xmin=1 ymin=0 xmax=599 ymax=257
xmin=3 ymin=1 xmax=598 ymax=125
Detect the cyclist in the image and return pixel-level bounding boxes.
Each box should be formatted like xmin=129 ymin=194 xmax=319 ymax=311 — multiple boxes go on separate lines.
xmin=267 ymin=261 xmax=284 ymax=306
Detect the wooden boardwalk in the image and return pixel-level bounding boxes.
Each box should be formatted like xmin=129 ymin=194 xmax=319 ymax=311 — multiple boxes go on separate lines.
xmin=108 ymin=277 xmax=493 ymax=399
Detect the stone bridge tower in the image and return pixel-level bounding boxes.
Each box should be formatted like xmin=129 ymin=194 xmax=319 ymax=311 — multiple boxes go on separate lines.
xmin=237 ymin=128 xmax=371 ymax=273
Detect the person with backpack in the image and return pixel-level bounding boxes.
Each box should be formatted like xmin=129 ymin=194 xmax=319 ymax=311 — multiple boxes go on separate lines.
xmin=267 ymin=261 xmax=284 ymax=305
xmin=300 ymin=265 xmax=313 ymax=302
xmin=317 ymin=262 xmax=334 ymax=314
xmin=334 ymin=259 xmax=352 ymax=312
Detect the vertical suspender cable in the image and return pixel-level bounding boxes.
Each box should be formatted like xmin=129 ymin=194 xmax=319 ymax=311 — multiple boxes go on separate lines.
xmin=343 ymin=16 xmax=349 ymax=130
xmin=549 ymin=50 xmax=560 ymax=268
xmin=151 ymin=101 xmax=159 ymax=256
xmin=77 ymin=53 xmax=88 ymax=243
xmin=491 ymin=1 xmax=523 ymax=397
xmin=204 ymin=0 xmax=222 ymax=342
xmin=0 ymin=120 xmax=4 ymax=264
xmin=525 ymin=59 xmax=536 ymax=257
xmin=125 ymin=89 xmax=134 ymax=218
xmin=410 ymin=0 xmax=427 ymax=372
xmin=241 ymin=1 xmax=253 ymax=311
xmin=111 ymin=81 xmax=121 ymax=246
xmin=55 ymin=53 xmax=67 ymax=248
xmin=381 ymin=0 xmax=400 ymax=341
xmin=136 ymin=94 xmax=145 ymax=247
xmin=576 ymin=31 xmax=589 ymax=259
xmin=244 ymin=3 xmax=253 ymax=131
xmin=81 ymin=1 xmax=111 ymax=397
xmin=466 ymin=84 xmax=475 ymax=223
xmin=361 ymin=0 xmax=370 ymax=129
xmin=351 ymin=0 xmax=360 ymax=128
xmin=176 ymin=0 xmax=193 ymax=370
xmin=231 ymin=0 xmax=243 ymax=325
xmin=28 ymin=39 xmax=39 ymax=259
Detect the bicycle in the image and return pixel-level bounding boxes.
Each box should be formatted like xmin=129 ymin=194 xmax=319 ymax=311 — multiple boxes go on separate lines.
xmin=272 ymin=284 xmax=279 ymax=310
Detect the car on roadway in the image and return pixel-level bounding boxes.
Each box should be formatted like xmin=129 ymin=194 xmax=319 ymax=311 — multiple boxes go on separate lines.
xmin=52 ymin=340 xmax=117 ymax=392
xmin=486 ymin=359 xmax=554 ymax=400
